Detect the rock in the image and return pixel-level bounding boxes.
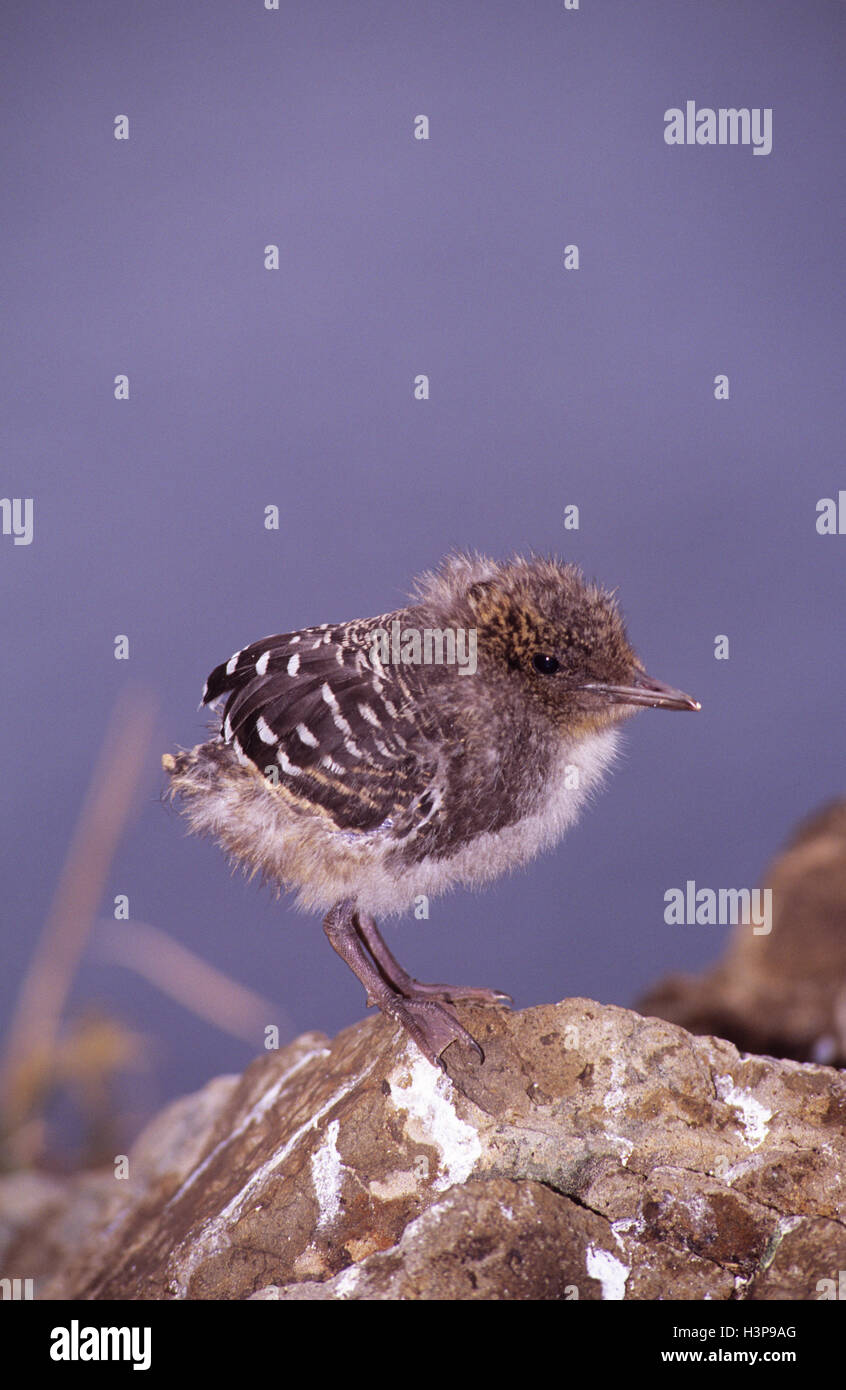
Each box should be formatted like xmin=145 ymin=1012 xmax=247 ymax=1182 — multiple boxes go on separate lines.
xmin=4 ymin=998 xmax=844 ymax=1301
xmin=639 ymin=800 xmax=846 ymax=1066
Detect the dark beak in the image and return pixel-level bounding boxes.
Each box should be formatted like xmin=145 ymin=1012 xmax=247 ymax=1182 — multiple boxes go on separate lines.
xmin=581 ymin=670 xmax=701 ymax=712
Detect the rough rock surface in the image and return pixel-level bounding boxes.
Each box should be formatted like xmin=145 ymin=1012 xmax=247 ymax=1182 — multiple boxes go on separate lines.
xmin=640 ymin=800 xmax=846 ymax=1066
xmin=2 ymin=998 xmax=844 ymax=1301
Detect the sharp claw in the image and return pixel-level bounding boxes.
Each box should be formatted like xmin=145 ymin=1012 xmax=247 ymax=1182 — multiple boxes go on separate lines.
xmin=386 ymin=996 xmax=485 ymax=1068
xmin=400 ymin=981 xmax=511 ymax=1007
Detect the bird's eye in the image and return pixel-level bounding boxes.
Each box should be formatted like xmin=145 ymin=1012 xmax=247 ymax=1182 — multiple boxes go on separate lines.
xmin=532 ymin=653 xmax=560 ymax=675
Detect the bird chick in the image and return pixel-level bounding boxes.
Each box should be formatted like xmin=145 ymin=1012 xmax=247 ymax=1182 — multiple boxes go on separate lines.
xmin=163 ymin=552 xmax=699 ymax=1068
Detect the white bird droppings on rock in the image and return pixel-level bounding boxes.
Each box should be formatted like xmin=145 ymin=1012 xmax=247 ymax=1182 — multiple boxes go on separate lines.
xmin=715 ymin=1075 xmax=772 ymax=1149
xmin=311 ymin=1119 xmax=345 ymax=1228
xmin=387 ymin=1049 xmax=481 ymax=1192
xmin=586 ymin=1244 xmax=630 ymax=1300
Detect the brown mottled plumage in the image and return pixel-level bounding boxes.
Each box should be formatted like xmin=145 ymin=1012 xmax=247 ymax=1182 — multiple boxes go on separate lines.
xmin=163 ymin=553 xmax=699 ymax=1067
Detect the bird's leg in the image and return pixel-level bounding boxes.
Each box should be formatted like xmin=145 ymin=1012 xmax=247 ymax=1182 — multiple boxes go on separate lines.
xmin=354 ymin=910 xmax=512 ymax=1007
xmin=323 ymin=899 xmax=484 ymax=1069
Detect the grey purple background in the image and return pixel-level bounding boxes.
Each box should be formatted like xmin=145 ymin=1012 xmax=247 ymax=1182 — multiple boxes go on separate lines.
xmin=3 ymin=1 xmax=845 ymax=1126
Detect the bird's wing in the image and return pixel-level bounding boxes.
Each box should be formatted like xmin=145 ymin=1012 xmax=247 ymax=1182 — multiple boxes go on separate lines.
xmin=202 ymin=619 xmax=448 ymax=836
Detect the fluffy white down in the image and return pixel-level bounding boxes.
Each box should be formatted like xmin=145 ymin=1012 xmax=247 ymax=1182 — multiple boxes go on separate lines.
xmin=347 ymin=727 xmax=621 ymax=915
xmin=175 ymin=727 xmax=621 ymax=918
